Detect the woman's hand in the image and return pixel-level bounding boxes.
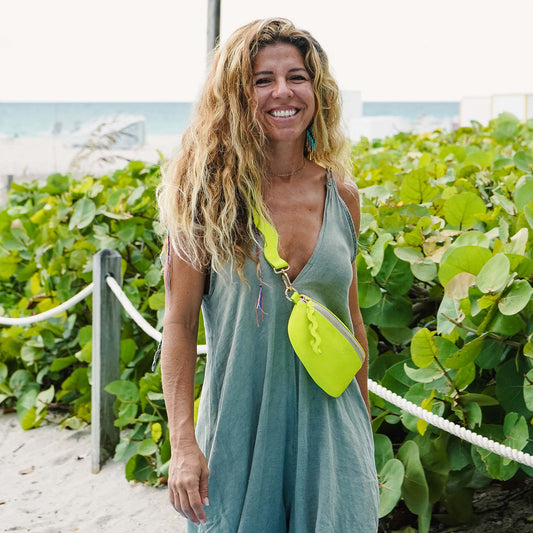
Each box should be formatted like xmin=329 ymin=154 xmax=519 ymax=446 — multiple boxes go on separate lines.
xmin=168 ymin=442 xmax=210 ymax=525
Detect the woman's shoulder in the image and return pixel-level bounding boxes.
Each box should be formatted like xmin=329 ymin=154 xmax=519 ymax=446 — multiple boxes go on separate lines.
xmin=330 ymin=171 xmax=360 ymax=225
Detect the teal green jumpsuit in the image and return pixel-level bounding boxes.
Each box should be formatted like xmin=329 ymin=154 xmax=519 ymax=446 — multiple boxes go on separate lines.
xmin=191 ymin=175 xmax=379 ymax=532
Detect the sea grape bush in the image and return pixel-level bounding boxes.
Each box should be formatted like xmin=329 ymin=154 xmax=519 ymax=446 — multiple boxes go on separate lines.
xmin=0 ymin=160 xmax=201 ymax=485
xmin=355 ymin=113 xmax=533 ymax=531
xmin=0 ymin=113 xmax=532 ymax=530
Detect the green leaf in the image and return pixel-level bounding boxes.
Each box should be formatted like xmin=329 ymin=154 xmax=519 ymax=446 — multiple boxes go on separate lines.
xmin=9 ymin=370 xmax=34 ymax=398
xmin=452 ymin=230 xmax=490 ymax=249
xmin=20 ymin=406 xmax=45 ymax=430
xmin=356 ymin=255 xmax=382 ymax=308
xmin=78 ymin=325 xmax=92 ymax=347
xmin=447 ymin=439 xmax=472 ymax=471
xmin=125 ymin=454 xmax=155 ymax=483
xmin=69 ymin=198 xmax=96 ymax=230
xmin=137 ymin=438 xmax=158 ymax=456
xmin=491 ymin=192 xmax=516 ymax=215
xmin=460 ymin=393 xmax=499 ymax=407
xmin=524 ymin=369 xmax=533 ymax=411
xmin=506 ymin=227 xmax=529 ymax=255
xmin=496 ymin=359 xmax=530 ymax=418
xmin=148 ymin=292 xmax=165 ymax=311
xmin=503 ymin=412 xmax=528 ymax=452
xmin=411 ymin=258 xmax=437 ymax=282
xmin=36 ymin=385 xmax=55 ymax=411
xmin=120 ymin=338 xmax=137 ymax=365
xmin=493 ymin=112 xmax=519 ymax=144
xmin=489 ymin=312 xmax=525 ymax=336
xmin=374 ymin=433 xmax=394 ymax=472
xmin=437 ymin=295 xmax=461 ymax=335
xmin=380 ymin=327 xmax=413 ymax=346
xmin=476 ymin=254 xmax=510 ymax=294
xmin=439 ymin=246 xmax=492 ymax=286
xmin=524 ymin=200 xmax=533 ymax=230
xmin=16 ymin=384 xmax=40 ymax=423
xmin=375 ymin=246 xmax=413 ymax=296
xmin=115 ymin=403 xmax=138 ymax=427
xmin=394 ymin=246 xmax=423 ymax=264
xmin=400 ymin=169 xmax=438 ymax=204
xmin=113 ymin=437 xmax=140 ymax=463
xmin=514 ymin=151 xmax=533 ymax=173
xmin=444 ymin=335 xmax=485 ymax=369
xmin=369 ymin=234 xmax=391 ymax=276
xmin=404 ymin=363 xmax=442 ymax=383
xmin=443 ymin=192 xmax=486 ymax=228
xmin=0 ymin=362 xmax=8 ymax=384
xmin=105 ymin=380 xmax=139 ymax=403
xmin=0 ymin=255 xmax=21 ymax=279
xmin=145 ymin=266 xmax=162 ymax=287
xmin=378 ymin=459 xmax=405 ymax=518
xmin=397 ymin=440 xmax=429 ymax=515
xmin=411 ymin=328 xmax=438 ymax=368
xmin=498 ymin=280 xmax=533 ymax=315
xmin=362 ymin=293 xmax=412 ymax=328
xmin=454 ymin=362 xmax=476 ymax=390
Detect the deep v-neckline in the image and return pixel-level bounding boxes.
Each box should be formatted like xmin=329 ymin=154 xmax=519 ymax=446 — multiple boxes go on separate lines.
xmin=275 ymin=171 xmax=332 ymax=284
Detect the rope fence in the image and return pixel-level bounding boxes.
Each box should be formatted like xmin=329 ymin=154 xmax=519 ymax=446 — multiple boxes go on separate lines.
xmin=1 ymin=249 xmax=532 ymax=470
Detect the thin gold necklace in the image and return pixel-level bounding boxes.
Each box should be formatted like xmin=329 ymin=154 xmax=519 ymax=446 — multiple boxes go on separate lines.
xmin=269 ymin=158 xmax=306 ymax=178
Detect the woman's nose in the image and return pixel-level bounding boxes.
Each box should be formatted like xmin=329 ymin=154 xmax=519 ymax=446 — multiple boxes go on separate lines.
xmin=272 ymin=78 xmax=293 ymax=98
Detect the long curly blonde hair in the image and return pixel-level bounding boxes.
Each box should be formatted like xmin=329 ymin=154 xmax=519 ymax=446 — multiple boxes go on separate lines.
xmin=157 ymin=18 xmax=350 ymax=278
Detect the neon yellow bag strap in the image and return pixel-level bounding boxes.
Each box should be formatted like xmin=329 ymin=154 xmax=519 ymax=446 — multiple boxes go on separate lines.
xmin=252 ymin=208 xmax=289 ymax=271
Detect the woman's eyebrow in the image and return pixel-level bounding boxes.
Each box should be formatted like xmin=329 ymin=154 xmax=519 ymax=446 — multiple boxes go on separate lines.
xmin=253 ymin=68 xmax=307 ymax=76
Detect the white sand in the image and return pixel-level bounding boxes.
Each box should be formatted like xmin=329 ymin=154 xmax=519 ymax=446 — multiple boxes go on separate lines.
xmin=0 ymin=412 xmax=187 ymax=533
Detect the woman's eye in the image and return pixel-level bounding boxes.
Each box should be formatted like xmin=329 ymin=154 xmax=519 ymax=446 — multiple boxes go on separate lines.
xmin=255 ymin=78 xmax=271 ymax=86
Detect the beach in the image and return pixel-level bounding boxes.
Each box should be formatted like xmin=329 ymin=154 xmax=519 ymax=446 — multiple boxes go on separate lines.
xmin=0 ymin=411 xmax=187 ymax=532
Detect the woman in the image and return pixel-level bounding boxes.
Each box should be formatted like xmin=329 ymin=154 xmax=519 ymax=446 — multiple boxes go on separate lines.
xmin=157 ymin=18 xmax=379 ymax=532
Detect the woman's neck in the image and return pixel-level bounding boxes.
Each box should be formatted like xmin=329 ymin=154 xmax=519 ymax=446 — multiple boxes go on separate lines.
xmin=266 ymin=139 xmax=306 ymax=178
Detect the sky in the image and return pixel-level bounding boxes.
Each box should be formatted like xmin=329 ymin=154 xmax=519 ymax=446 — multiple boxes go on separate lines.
xmin=1 ymin=0 xmax=532 ymax=102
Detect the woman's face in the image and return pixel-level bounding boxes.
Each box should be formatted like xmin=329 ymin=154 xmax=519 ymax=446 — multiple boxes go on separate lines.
xmin=251 ymin=43 xmax=315 ymax=146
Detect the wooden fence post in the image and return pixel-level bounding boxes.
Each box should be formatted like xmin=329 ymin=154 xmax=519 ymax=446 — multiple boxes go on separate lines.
xmin=91 ymin=249 xmax=122 ymax=473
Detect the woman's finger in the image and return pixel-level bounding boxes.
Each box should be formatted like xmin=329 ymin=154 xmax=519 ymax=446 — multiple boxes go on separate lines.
xmin=187 ymin=486 xmax=207 ymax=525
xmin=199 ymin=466 xmax=210 ymax=506
xmin=178 ymin=487 xmax=201 ymax=525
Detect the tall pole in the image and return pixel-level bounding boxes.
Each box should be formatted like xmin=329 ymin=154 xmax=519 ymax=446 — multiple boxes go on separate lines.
xmin=207 ymin=0 xmax=221 ymax=53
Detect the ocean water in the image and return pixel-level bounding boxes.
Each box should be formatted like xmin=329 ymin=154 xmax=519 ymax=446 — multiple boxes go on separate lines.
xmin=0 ymin=101 xmax=459 ymax=139
xmin=363 ymin=101 xmax=459 ymax=120
xmin=0 ymin=102 xmax=193 ymax=138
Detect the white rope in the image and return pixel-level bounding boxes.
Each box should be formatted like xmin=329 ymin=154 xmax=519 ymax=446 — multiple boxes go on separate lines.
xmin=105 ymin=276 xmax=207 ymax=356
xmin=368 ymin=379 xmax=533 ymax=468
xmin=0 ymin=283 xmax=94 ymax=326
xmin=106 ymin=276 xmax=162 ymax=342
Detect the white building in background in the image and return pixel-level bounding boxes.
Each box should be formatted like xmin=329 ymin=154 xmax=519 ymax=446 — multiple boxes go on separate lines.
xmin=460 ymin=94 xmax=533 ymax=126
xmin=342 ymin=90 xmax=411 ymax=141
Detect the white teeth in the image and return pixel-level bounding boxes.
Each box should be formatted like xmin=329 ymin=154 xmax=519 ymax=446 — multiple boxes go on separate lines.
xmin=271 ymin=109 xmax=297 ymax=118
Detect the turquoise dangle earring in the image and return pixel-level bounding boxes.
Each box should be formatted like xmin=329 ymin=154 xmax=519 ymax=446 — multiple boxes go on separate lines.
xmin=306 ymin=127 xmax=316 ymax=153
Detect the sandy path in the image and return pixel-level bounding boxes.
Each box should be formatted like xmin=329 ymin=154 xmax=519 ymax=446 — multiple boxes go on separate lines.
xmin=0 ymin=412 xmax=186 ymax=533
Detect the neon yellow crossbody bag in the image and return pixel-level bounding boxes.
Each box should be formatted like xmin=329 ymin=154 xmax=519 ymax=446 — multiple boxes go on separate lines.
xmin=253 ymin=209 xmax=366 ymax=397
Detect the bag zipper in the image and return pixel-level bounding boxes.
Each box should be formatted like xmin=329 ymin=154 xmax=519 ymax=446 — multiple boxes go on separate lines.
xmin=299 ymin=295 xmax=365 ymax=363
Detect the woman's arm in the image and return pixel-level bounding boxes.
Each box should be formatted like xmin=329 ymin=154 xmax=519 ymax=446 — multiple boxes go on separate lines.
xmin=337 ymin=178 xmax=371 ymax=415
xmin=161 ymin=245 xmax=209 ymax=525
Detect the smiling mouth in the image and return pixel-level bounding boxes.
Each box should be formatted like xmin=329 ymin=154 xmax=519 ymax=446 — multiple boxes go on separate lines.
xmin=269 ymin=109 xmax=298 ymax=118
